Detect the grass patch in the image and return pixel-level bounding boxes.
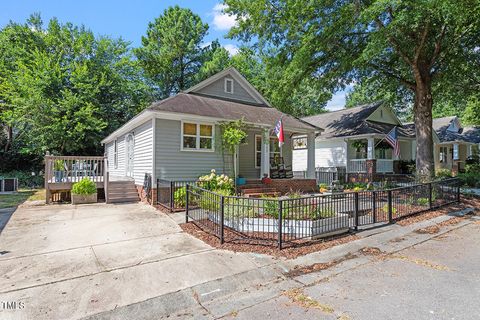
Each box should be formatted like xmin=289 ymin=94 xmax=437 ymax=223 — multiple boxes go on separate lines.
xmin=0 ymin=188 xmax=45 ymax=209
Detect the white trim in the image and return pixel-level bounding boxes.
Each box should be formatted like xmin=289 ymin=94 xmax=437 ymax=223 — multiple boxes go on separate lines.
xmin=183 ymin=67 xmax=272 ymax=107
xmin=224 ymin=78 xmax=234 ymax=94
xmin=151 ymin=118 xmax=156 ymax=186
xmin=180 ymin=120 xmax=215 ymax=152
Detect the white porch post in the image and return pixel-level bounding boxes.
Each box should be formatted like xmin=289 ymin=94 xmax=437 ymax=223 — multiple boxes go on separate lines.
xmin=467 ymin=144 xmax=473 ymax=157
xmin=367 ymin=137 xmax=375 ymax=160
xmin=411 ymin=140 xmax=417 ymax=160
xmin=306 ymin=132 xmax=316 ymax=179
xmin=453 ymin=143 xmax=459 ymax=161
xmin=260 ymin=129 xmax=270 ymax=178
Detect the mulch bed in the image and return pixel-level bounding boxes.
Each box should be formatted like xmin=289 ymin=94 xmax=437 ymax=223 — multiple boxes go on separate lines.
xmin=396 ymin=195 xmax=480 ymax=226
xmin=180 ymin=195 xmax=480 ymax=259
xmin=180 ymin=222 xmax=359 ymax=259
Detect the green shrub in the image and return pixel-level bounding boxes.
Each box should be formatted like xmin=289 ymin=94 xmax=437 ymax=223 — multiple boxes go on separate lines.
xmin=458 ymin=172 xmax=480 ymax=188
xmin=197 ymin=169 xmax=234 ymax=193
xmin=416 ymin=197 xmax=429 ymax=206
xmin=318 ymin=183 xmax=328 ymax=189
xmin=174 ymin=187 xmax=186 ymax=207
xmin=382 ymin=204 xmax=397 ymax=215
xmin=262 ymin=196 xmax=280 ymax=218
xmin=71 ymin=178 xmax=97 ymax=195
xmin=435 ymin=168 xmax=452 ymax=179
xmin=310 ymin=207 xmax=336 ymax=219
xmin=199 ymin=188 xmax=233 ymax=211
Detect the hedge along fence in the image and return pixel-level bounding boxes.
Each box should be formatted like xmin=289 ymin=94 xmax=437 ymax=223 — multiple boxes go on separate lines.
xmin=157 ymin=179 xmax=196 ymax=211
xmin=185 ymin=178 xmax=461 ymax=249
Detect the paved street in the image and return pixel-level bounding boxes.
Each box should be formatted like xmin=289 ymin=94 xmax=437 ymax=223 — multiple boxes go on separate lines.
xmin=223 ymin=222 xmax=480 ymax=320
xmin=0 ymin=201 xmax=478 ymax=320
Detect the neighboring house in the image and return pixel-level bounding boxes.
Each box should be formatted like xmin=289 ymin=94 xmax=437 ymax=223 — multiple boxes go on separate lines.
xmin=101 ymin=67 xmax=321 ymax=202
xmin=431 ymin=116 xmax=480 ymax=173
xmin=292 ymin=103 xmax=480 ymax=177
xmin=293 ymin=103 xmax=417 ymax=176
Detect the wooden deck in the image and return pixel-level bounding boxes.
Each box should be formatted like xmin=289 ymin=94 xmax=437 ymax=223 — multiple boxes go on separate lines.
xmin=45 ymin=155 xmax=109 ymax=203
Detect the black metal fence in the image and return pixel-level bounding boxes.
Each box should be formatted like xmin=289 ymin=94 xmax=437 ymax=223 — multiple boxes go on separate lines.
xmin=157 ymin=179 xmax=196 ymax=211
xmin=186 ymin=178 xmax=461 ymax=249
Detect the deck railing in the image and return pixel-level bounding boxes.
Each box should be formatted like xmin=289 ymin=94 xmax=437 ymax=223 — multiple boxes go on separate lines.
xmin=44 ymin=155 xmax=108 ymax=203
xmin=348 ymin=159 xmax=394 ymax=173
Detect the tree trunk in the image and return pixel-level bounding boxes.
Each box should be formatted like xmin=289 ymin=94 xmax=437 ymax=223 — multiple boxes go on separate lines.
xmin=413 ymin=73 xmax=435 ymax=179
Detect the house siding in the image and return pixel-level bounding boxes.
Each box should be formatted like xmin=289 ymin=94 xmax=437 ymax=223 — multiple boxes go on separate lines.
xmin=155 ymin=118 xmax=232 ymax=180
xmin=239 ymin=128 xmax=261 ymax=179
xmin=105 ymin=120 xmax=153 ymax=185
xmin=367 ymin=105 xmax=399 ymax=125
xmin=106 ymin=135 xmax=126 ymax=177
xmin=132 ymin=120 xmax=153 ymax=186
xmin=293 ymin=139 xmax=346 ymax=171
xmin=196 ymin=76 xmax=259 ymax=104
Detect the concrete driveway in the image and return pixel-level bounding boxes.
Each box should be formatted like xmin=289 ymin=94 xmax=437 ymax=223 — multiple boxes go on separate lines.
xmin=0 ymin=203 xmax=273 ymax=320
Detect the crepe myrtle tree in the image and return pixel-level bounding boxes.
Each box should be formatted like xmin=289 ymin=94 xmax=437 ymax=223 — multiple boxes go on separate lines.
xmin=225 ymin=0 xmax=480 ymax=177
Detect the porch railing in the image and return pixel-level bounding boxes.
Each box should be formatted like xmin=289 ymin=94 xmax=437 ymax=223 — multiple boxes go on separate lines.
xmin=347 ymin=159 xmax=394 ymax=173
xmin=44 ymin=155 xmax=108 ymax=204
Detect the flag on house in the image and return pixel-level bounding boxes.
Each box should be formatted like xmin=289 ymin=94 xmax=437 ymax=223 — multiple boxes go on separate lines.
xmin=385 ymin=126 xmax=400 ymax=158
xmin=273 ymin=118 xmax=284 ymax=147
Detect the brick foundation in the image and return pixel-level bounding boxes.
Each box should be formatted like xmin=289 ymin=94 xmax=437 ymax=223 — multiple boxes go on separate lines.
xmin=266 ymin=179 xmax=318 ymax=194
xmin=135 ymin=185 xmax=157 ymax=205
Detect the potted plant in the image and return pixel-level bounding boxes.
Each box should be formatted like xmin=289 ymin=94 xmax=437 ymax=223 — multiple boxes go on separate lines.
xmin=71 ymin=178 xmax=97 ymax=204
xmin=236 ymin=174 xmax=246 ymax=186
xmin=53 ymin=160 xmax=65 ymax=182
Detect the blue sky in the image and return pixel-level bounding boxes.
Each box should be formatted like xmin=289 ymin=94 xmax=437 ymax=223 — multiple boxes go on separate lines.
xmin=0 ymin=0 xmax=347 ymax=110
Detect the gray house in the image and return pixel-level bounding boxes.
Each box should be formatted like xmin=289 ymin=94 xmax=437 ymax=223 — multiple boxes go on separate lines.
xmin=101 ymin=68 xmax=320 ymax=202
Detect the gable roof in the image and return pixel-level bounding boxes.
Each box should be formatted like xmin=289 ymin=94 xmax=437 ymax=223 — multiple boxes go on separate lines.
xmin=433 ymin=116 xmax=480 ymax=143
xmin=148 ymin=93 xmax=318 ymax=132
xmin=302 ymin=102 xmax=414 ymax=139
xmin=184 ymin=67 xmax=271 ymax=107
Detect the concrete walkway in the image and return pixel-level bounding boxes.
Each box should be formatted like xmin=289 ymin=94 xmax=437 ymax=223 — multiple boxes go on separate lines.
xmin=0 ymin=203 xmax=274 ymax=320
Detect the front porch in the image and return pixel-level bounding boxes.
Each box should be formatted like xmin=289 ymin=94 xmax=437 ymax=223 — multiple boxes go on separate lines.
xmin=237 ymin=127 xmax=316 ymax=179
xmin=345 ymin=136 xmax=415 ymax=174
xmin=434 ymin=142 xmax=478 ymax=174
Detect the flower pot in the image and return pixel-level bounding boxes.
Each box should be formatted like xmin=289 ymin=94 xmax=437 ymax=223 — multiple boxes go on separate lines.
xmin=71 ymin=193 xmax=97 ymax=205
xmin=236 ymin=177 xmax=246 ymax=186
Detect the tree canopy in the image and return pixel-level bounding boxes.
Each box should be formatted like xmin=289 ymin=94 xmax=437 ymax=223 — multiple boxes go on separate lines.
xmin=225 ymin=0 xmax=480 ymax=176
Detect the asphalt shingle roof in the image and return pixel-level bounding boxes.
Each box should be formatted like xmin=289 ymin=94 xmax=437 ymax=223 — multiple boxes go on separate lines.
xmin=432 ymin=117 xmax=480 ymax=143
xmin=147 ymin=93 xmax=319 ymax=132
xmin=302 ymin=102 xmax=415 ymax=139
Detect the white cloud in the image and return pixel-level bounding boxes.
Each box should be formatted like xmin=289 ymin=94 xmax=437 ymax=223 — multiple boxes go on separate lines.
xmin=211 ymin=3 xmax=237 ymax=31
xmin=223 ymin=44 xmax=239 ymax=56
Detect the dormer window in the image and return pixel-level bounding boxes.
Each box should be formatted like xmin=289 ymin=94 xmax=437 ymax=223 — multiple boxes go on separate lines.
xmin=224 ymin=78 xmax=234 ymax=94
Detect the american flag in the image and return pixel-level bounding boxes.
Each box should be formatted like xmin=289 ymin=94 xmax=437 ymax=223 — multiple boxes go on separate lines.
xmin=272 ymin=118 xmax=284 ymax=147
xmin=385 ymin=126 xmax=400 ymax=158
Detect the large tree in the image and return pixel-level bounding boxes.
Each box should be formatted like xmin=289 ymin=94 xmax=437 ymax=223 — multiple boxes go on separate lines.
xmin=0 ymin=14 xmax=152 ymax=166
xmin=225 ymin=0 xmax=480 ymax=177
xmin=135 ymin=6 xmax=213 ymax=98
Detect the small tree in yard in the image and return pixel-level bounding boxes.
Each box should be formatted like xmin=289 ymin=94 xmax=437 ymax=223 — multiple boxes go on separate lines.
xmin=225 ymin=0 xmax=480 ymax=178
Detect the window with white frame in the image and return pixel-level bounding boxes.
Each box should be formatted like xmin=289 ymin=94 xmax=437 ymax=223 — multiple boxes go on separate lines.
xmin=255 ymin=135 xmax=280 ymax=167
xmin=224 ymin=78 xmax=234 ymax=94
xmin=182 ymin=122 xmax=214 ymax=151
xmin=114 ymin=139 xmax=118 ymax=169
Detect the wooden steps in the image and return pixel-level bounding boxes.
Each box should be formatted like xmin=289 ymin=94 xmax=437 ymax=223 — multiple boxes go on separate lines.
xmin=240 ymin=186 xmax=280 ymax=198
xmin=107 ymin=180 xmax=139 ymax=203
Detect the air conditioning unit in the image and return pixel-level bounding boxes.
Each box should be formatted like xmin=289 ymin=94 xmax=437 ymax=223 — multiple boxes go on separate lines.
xmin=0 ymin=178 xmax=18 ymax=193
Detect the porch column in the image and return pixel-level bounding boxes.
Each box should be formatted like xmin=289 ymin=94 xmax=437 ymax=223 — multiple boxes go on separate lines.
xmin=306 ymin=132 xmax=316 ymax=179
xmin=367 ymin=137 xmax=375 ymax=160
xmin=260 ymin=128 xmax=270 ymax=178
xmin=411 ymin=140 xmax=417 ymax=160
xmin=467 ymin=144 xmax=473 ymax=157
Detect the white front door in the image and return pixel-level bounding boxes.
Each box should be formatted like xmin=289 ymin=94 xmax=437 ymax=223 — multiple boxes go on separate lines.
xmin=125 ymin=133 xmax=134 ymax=177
